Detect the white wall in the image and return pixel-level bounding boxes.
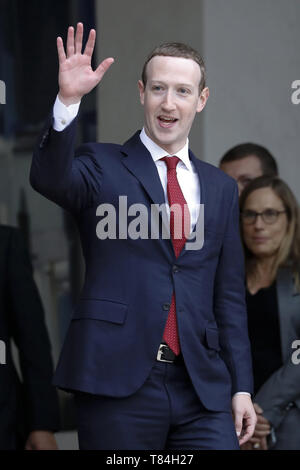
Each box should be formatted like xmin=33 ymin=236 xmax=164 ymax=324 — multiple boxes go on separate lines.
xmin=202 ymin=0 xmax=300 ymax=199
xmin=96 ymin=0 xmax=300 ymax=200
xmin=96 ymin=0 xmax=205 ymax=151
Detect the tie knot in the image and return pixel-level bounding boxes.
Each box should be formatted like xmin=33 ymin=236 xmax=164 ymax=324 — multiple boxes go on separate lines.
xmin=161 ymin=156 xmax=180 ymax=171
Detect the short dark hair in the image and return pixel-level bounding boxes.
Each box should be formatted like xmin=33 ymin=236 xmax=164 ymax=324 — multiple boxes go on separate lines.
xmin=142 ymin=42 xmax=206 ymax=93
xmin=220 ymin=143 xmax=278 ymax=176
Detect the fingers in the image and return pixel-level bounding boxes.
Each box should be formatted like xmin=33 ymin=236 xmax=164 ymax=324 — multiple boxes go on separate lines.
xmin=260 ymin=437 xmax=268 ymax=450
xmin=67 ymin=23 xmax=83 ymax=56
xmin=238 ymin=413 xmax=257 ymax=446
xmin=253 ymin=403 xmax=263 ymax=414
xmin=256 ymin=414 xmax=270 ymax=424
xmin=62 ymin=24 xmax=97 ymax=59
xmin=249 ymin=436 xmax=262 ymax=444
xmin=83 ymin=28 xmax=96 ymax=58
xmin=75 ymin=22 xmax=84 ymax=54
xmin=234 ymin=411 xmax=243 ymax=439
xmin=249 ymin=437 xmax=268 ymax=450
xmin=252 ymin=429 xmax=270 ymax=438
xmin=95 ymin=57 xmax=115 ymax=82
xmin=61 ymin=23 xmax=108 ymax=63
xmin=57 ymin=37 xmax=66 ymax=64
xmin=256 ymin=422 xmax=271 ymax=431
xmin=239 ymin=421 xmax=256 ymax=446
xmin=57 ymin=22 xmax=114 ymax=93
xmin=67 ymin=26 xmax=75 ymax=57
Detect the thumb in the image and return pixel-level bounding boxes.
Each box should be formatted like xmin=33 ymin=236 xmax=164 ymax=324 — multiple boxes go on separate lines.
xmin=235 ymin=410 xmax=243 ymax=438
xmin=95 ymin=57 xmax=115 ymax=82
xmin=254 ymin=403 xmax=263 ymax=414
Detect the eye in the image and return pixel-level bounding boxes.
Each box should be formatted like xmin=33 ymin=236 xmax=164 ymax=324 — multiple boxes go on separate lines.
xmin=178 ymin=88 xmax=189 ymax=95
xmin=152 ymin=85 xmax=163 ymax=92
xmin=242 ymin=210 xmax=256 ymax=218
xmin=264 ymin=209 xmax=278 ymax=217
xmin=240 ymin=178 xmax=251 ymax=186
xmin=241 ymin=210 xmax=257 ymax=224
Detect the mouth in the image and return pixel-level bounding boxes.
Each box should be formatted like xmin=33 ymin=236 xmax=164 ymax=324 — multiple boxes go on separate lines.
xmin=252 ymin=237 xmax=269 ymax=243
xmin=157 ymin=116 xmax=178 ymax=128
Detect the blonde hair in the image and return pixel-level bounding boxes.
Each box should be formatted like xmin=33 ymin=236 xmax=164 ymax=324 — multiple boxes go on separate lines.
xmin=239 ymin=176 xmax=300 ymax=292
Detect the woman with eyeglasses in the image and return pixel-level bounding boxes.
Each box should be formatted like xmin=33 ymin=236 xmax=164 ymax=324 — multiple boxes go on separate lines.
xmin=239 ymin=175 xmax=300 ymax=450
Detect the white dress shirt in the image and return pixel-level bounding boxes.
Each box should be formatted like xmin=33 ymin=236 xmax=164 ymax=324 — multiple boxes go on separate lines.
xmin=53 ymin=95 xmax=80 ymax=131
xmin=139 ymin=128 xmax=200 ymax=231
xmin=52 ymin=95 xmax=250 ymax=399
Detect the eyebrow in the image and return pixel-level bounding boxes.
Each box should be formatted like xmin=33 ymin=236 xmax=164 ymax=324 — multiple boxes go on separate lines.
xmin=149 ymin=80 xmax=194 ymax=88
xmin=244 ymin=206 xmax=285 ymax=211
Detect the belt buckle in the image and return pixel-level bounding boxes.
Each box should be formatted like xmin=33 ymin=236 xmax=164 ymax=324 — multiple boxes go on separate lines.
xmin=156 ymin=344 xmax=174 ymax=363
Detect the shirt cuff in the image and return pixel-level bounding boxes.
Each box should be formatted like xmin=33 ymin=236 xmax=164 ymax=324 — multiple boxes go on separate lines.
xmin=233 ymin=392 xmax=251 ymax=397
xmin=53 ymin=95 xmax=81 ymax=132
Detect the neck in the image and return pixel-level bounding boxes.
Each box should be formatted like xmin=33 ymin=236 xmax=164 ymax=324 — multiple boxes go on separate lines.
xmin=247 ymin=255 xmax=276 ymax=294
xmin=142 ymin=127 xmax=187 ymax=155
xmin=255 ymin=256 xmax=276 ymax=278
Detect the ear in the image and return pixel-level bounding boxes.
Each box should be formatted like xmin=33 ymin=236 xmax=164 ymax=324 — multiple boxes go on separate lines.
xmin=196 ymin=87 xmax=209 ymax=113
xmin=138 ymin=80 xmax=145 ymax=105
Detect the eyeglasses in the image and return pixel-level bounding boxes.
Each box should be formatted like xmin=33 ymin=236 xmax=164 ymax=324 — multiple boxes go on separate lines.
xmin=241 ymin=209 xmax=287 ymax=225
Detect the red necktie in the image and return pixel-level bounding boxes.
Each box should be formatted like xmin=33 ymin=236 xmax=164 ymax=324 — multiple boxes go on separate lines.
xmin=161 ymin=156 xmax=191 ymax=355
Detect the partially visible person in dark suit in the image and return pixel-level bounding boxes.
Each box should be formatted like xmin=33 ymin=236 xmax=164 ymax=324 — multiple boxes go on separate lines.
xmin=239 ymin=176 xmax=300 ymax=450
xmin=0 ymin=225 xmax=60 ymax=450
xmin=219 ymin=143 xmax=278 ymax=195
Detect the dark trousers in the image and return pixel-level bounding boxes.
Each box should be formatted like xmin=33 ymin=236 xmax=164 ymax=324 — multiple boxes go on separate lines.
xmin=74 ymin=357 xmax=239 ymax=450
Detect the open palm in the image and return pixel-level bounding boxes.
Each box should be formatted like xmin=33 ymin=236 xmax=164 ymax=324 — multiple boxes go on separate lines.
xmin=57 ymin=23 xmax=114 ymax=106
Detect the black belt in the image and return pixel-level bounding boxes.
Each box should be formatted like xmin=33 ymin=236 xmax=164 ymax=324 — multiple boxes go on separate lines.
xmin=156 ymin=343 xmax=182 ymax=363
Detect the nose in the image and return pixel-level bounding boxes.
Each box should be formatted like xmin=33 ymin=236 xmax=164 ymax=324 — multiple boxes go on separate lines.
xmin=161 ymin=90 xmax=176 ymax=111
xmin=254 ymin=214 xmax=265 ymax=229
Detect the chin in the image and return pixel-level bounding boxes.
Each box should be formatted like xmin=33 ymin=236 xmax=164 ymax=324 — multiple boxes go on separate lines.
xmin=253 ymin=249 xmax=273 ymax=259
xmin=155 ymin=137 xmax=176 ymax=150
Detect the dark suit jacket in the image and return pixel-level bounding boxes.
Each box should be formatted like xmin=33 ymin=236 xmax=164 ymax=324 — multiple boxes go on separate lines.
xmin=254 ymin=267 xmax=300 ymax=430
xmin=30 ymin=116 xmax=253 ymax=412
xmin=0 ymin=226 xmax=60 ymax=449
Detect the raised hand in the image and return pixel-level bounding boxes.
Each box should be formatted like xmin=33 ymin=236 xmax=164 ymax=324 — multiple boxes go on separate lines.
xmin=57 ymin=23 xmax=114 ymax=106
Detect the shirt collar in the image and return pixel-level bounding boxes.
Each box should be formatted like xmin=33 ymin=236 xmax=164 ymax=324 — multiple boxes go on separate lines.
xmin=140 ymin=128 xmax=192 ymax=172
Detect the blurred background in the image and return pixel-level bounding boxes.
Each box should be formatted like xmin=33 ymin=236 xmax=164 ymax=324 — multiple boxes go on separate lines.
xmin=0 ymin=0 xmax=299 ymax=449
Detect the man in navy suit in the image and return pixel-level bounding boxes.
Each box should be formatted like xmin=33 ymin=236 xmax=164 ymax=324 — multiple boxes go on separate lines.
xmin=30 ymin=23 xmax=256 ymax=449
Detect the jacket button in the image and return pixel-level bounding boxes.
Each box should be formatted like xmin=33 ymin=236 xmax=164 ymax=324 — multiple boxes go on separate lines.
xmin=163 ymin=303 xmax=170 ymax=311
xmin=173 ymin=265 xmax=179 ymax=273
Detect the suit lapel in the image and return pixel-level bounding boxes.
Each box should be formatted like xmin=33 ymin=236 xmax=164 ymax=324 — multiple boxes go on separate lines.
xmin=188 ymin=150 xmax=205 ymax=233
xmin=121 ymin=132 xmax=166 ymax=208
xmin=277 ymin=267 xmax=298 ymax=362
xmin=121 ymin=132 xmax=172 ymax=253
xmin=176 ymin=150 xmax=207 ymax=258
xmin=121 ymin=134 xmax=213 ymax=258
